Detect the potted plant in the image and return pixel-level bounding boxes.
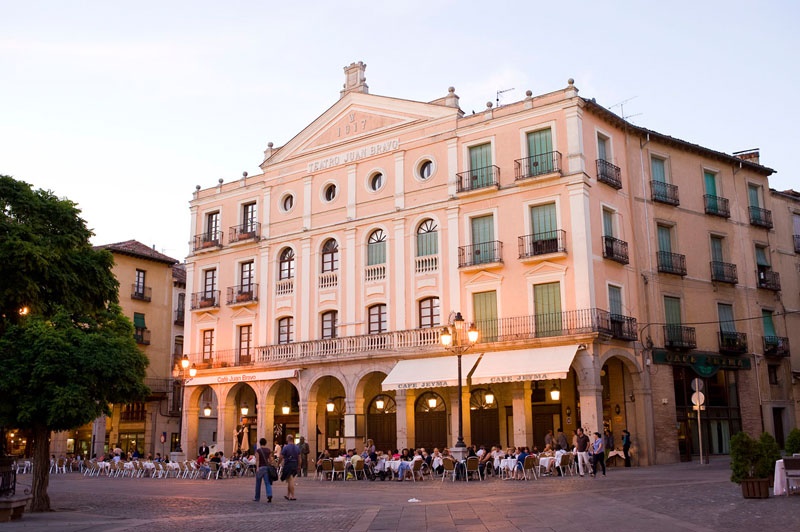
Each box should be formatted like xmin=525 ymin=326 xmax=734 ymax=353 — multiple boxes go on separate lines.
xmin=786 ymin=428 xmax=800 ymax=456
xmin=730 ymin=431 xmax=779 ymax=498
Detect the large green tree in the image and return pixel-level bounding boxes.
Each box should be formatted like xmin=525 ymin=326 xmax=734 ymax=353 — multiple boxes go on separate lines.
xmin=0 ymin=176 xmax=149 ymax=511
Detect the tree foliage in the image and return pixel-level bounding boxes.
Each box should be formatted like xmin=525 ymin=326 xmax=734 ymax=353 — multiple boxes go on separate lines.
xmin=786 ymin=428 xmax=800 ymax=456
xmin=0 ymin=175 xmax=149 ymax=511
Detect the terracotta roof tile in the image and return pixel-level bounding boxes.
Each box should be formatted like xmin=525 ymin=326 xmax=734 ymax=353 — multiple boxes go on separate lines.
xmin=97 ymin=240 xmax=178 ymax=265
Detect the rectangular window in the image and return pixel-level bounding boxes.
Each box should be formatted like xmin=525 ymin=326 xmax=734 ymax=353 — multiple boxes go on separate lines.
xmin=242 ymin=202 xmax=257 ymax=232
xmin=528 ymin=128 xmax=554 ymax=174
xmin=470 ymin=215 xmax=495 ymax=264
xmin=202 ymin=330 xmax=214 ymax=361
xmin=651 ymin=157 xmax=666 ymax=183
xmin=664 ymin=296 xmax=682 ymax=325
xmin=704 ymin=171 xmax=717 ymax=196
xmin=608 ymin=285 xmax=622 ymax=316
xmin=133 ymin=312 xmax=147 ymax=343
xmin=755 ymin=245 xmax=769 ymax=267
xmin=710 ymin=236 xmax=724 ymax=262
xmin=531 ymin=203 xmax=557 ymax=236
xmin=468 ymin=143 xmax=493 ymax=187
xmin=473 ymin=290 xmax=498 ymax=342
xmin=762 ymin=310 xmax=777 ymax=338
xmin=534 ymin=282 xmax=562 ymax=337
xmin=134 ymin=269 xmax=146 ymax=295
xmin=717 ymin=303 xmax=735 ymax=333
xmin=278 ymin=317 xmax=294 ymax=344
xmin=768 ymin=365 xmax=779 ymax=386
xmin=793 ymin=214 xmax=800 ymax=236
xmin=238 ymin=325 xmax=252 ymax=362
xmin=368 ymin=305 xmax=387 ymax=334
xmin=597 ymin=134 xmax=609 ymax=162
xmin=602 ymin=209 xmax=614 ymax=237
xmin=321 ymin=311 xmax=338 ymax=339
xmin=240 ymin=261 xmax=254 ymax=291
xmin=747 ymin=184 xmax=761 ymax=208
xmin=657 ymin=225 xmax=672 ymax=253
xmin=203 ymin=269 xmax=217 ymax=300
xmin=206 ymin=212 xmax=220 ymax=239
xmin=418 ymin=298 xmax=440 ymax=329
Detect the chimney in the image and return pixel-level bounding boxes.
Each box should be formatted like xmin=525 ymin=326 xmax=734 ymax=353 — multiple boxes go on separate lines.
xmin=340 ymin=61 xmax=369 ymax=99
xmin=733 ymin=149 xmax=760 ymax=165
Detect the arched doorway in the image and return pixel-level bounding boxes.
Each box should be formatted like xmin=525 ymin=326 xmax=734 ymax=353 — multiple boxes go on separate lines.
xmin=229 ymin=384 xmax=257 ymax=455
xmin=325 ymin=396 xmax=346 ymax=454
xmin=367 ymin=394 xmax=396 ymax=452
xmin=470 ymin=388 xmax=498 ymax=447
xmin=415 ymin=391 xmax=446 ymax=451
xmin=271 ymin=380 xmax=299 ymax=448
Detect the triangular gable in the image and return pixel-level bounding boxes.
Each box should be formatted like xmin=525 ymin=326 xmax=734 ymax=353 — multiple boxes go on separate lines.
xmin=464 ymin=270 xmax=504 ymax=287
xmin=231 ymin=306 xmax=257 ymax=320
xmin=262 ymin=91 xmax=458 ymax=167
xmin=523 ymin=261 xmax=568 ymax=276
xmin=194 ymin=312 xmax=219 ymax=325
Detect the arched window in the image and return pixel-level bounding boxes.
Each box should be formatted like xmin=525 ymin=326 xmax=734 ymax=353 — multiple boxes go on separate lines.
xmin=321 ymin=310 xmax=338 ymax=339
xmin=415 ymin=391 xmax=446 ymax=412
xmin=279 ymin=248 xmax=295 ymax=280
xmin=416 ymin=219 xmax=438 ymax=257
xmin=321 ymin=239 xmax=339 ymax=273
xmin=277 ymin=317 xmax=293 ymax=344
xmin=418 ymin=297 xmax=440 ymax=329
xmin=367 ymin=229 xmax=387 ymax=266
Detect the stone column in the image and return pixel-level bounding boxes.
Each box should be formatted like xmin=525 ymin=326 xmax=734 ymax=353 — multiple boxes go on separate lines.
xmin=512 ymin=382 xmax=533 ymax=448
xmin=395 ymin=390 xmax=409 ymax=450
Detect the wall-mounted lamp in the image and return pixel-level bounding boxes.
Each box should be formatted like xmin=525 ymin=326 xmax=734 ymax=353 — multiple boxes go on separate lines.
xmin=550 ymin=382 xmax=561 ymax=401
xmin=241 ymin=402 xmax=249 ymax=417
xmin=203 ymin=403 xmax=212 ymax=417
xmin=484 ymin=388 xmax=495 ymax=405
xmin=614 ymin=404 xmax=621 ymax=415
xmin=326 ymin=398 xmax=335 ymax=412
xmin=375 ymin=396 xmax=385 ymax=411
xmin=566 ymin=406 xmax=572 ymax=417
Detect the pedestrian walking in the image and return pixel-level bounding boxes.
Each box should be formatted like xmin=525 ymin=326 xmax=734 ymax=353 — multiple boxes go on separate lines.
xmin=299 ymin=436 xmax=310 ymax=477
xmin=591 ymin=432 xmax=606 ymax=477
xmin=253 ymin=438 xmax=274 ymax=503
xmin=281 ymin=434 xmax=300 ymax=500
xmin=622 ymin=429 xmax=632 ymax=467
xmin=575 ymin=428 xmax=591 ymax=476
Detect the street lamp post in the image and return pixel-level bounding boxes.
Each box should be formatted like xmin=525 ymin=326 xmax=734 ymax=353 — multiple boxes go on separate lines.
xmin=440 ymin=312 xmax=479 ymax=460
xmin=175 ymin=354 xmax=196 ymax=453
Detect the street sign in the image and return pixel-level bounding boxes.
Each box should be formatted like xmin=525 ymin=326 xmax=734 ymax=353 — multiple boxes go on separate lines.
xmin=691 ymin=391 xmax=705 ymax=406
xmin=691 ymin=378 xmax=704 ymax=392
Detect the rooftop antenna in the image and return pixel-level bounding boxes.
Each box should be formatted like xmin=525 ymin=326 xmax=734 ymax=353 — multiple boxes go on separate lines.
xmin=609 ymin=96 xmax=642 ymax=122
xmin=496 ymin=87 xmax=515 ymax=108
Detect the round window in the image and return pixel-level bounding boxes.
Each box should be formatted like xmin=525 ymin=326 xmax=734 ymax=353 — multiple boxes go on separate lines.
xmin=281 ymin=194 xmax=294 ymax=212
xmin=369 ymin=172 xmax=384 ymax=191
xmin=324 ymin=183 xmax=337 ymax=202
xmin=418 ymin=160 xmax=433 ymax=180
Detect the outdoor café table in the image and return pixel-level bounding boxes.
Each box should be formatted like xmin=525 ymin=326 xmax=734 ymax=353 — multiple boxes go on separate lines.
xmin=386 ymin=460 xmax=402 ymax=479
xmin=97 ymin=461 xmax=111 ymax=475
xmin=431 ymin=457 xmax=443 ymax=471
xmin=607 ymin=450 xmax=625 ymax=466
xmin=774 ymin=459 xmax=792 ymax=496
xmin=538 ymin=455 xmax=555 ymax=474
xmin=499 ymin=458 xmax=517 ymax=478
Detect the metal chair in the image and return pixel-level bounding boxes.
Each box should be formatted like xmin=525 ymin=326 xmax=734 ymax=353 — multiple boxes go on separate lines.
xmin=523 ymin=455 xmax=538 ymax=480
xmin=331 ymin=459 xmax=346 ymax=481
xmin=441 ymin=457 xmax=457 ymax=482
xmin=557 ymin=453 xmax=575 ymax=477
xmin=465 ymin=456 xmax=482 ymax=481
xmin=353 ymin=459 xmax=368 ymax=480
xmin=783 ymin=457 xmax=800 ymax=495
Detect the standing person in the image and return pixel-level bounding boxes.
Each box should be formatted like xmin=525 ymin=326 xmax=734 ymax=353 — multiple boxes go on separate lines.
xmin=253 ymin=438 xmax=273 ymax=503
xmin=575 ymin=428 xmax=591 ymax=477
xmin=280 ymin=434 xmax=300 ymax=501
xmin=556 ymin=428 xmax=569 ymax=451
xmin=591 ymin=432 xmax=606 ymax=477
xmin=544 ymin=430 xmax=554 ymax=449
xmin=622 ymin=429 xmax=632 ymax=467
xmin=198 ymin=441 xmax=210 ymax=459
xmin=298 ymin=436 xmax=310 ymax=477
xmin=603 ymin=429 xmax=614 ymax=462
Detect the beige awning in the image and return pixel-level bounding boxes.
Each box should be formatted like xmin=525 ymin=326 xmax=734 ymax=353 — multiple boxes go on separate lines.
xmin=381 ymin=354 xmax=482 ymax=391
xmin=470 ymin=345 xmax=580 ymax=385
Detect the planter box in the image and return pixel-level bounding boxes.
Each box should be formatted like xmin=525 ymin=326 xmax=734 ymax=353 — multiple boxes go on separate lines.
xmin=199 ymin=299 xmax=215 ymax=308
xmin=235 ymin=293 xmax=253 ymax=303
xmin=741 ymin=478 xmax=770 ymax=499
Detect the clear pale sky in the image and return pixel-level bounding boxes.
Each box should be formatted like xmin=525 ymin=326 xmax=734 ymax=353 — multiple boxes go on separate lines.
xmin=2 ymin=1 xmax=798 ymax=261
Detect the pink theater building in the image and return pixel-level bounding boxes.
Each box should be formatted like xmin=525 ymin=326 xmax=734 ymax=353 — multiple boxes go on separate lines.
xmin=180 ymin=62 xmax=796 ymax=465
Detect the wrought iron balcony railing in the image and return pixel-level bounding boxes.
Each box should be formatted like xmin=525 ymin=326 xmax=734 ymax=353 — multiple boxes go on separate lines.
xmin=657 ymin=251 xmax=687 ymax=276
xmin=514 ymin=151 xmax=563 ymax=180
xmin=227 ymin=284 xmax=259 ymax=305
xmin=143 ymin=378 xmax=172 ymax=394
xmin=193 ymin=231 xmax=223 ymax=252
xmin=718 ymin=331 xmax=748 ymax=354
xmin=602 ymin=236 xmax=629 ymax=265
xmin=596 ymin=159 xmax=622 ymax=189
xmin=134 ymin=328 xmax=151 ymax=345
xmin=229 ymin=222 xmax=261 ymax=244
xmin=651 ymin=180 xmax=680 ymax=206
xmin=456 ymin=165 xmax=500 ymax=192
xmin=757 ymin=269 xmax=781 ymax=291
xmin=710 ymin=261 xmax=737 ymax=284
xmin=703 ymin=195 xmax=730 ymax=218
xmin=184 ymin=308 xmax=636 ymax=368
xmin=458 ymin=241 xmax=503 ymax=267
xmin=191 ymin=290 xmax=220 ymax=310
xmin=131 ymin=284 xmax=152 ymax=302
xmin=764 ymin=336 xmax=790 ymax=357
xmin=518 ymin=230 xmax=566 ymax=259
xmin=664 ymin=325 xmax=696 ymax=350
xmin=749 ymin=206 xmax=773 ymax=229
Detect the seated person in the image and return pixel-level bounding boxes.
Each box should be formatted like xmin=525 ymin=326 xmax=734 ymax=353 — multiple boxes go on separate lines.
xmin=514 ymin=447 xmax=529 ymax=480
xmin=550 ymin=444 xmax=567 ymax=476
xmin=539 ymin=444 xmax=555 ymax=457
xmin=196 ymin=455 xmax=211 ymax=479
xmin=479 ymin=446 xmax=495 ymax=477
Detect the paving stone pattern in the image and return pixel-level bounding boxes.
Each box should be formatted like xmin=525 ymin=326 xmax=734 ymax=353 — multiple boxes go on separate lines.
xmin=3 ymin=458 xmax=798 ymax=531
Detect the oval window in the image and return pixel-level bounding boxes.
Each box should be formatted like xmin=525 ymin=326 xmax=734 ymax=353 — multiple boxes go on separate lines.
xmin=282 ymin=194 xmax=294 ymax=212
xmin=369 ymin=172 xmax=384 ymax=191
xmin=419 ymin=160 xmax=433 ymax=180
xmin=324 ymin=183 xmax=337 ymax=202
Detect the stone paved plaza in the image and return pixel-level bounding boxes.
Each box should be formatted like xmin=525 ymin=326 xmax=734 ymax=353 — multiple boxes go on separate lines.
xmin=3 ymin=458 xmax=797 ymax=531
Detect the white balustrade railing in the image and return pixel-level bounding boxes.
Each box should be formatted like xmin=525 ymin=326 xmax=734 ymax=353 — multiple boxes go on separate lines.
xmin=415 ymin=255 xmax=439 ymax=274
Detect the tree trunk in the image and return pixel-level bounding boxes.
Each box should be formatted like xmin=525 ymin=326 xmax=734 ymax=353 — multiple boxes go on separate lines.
xmin=29 ymin=423 xmax=51 ymax=512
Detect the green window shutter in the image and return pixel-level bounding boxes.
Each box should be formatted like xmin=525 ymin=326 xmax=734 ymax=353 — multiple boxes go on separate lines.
xmin=133 ymin=313 xmax=146 ymax=328
xmin=762 ymin=310 xmax=776 ymax=337
xmin=608 ymin=286 xmax=622 ymax=316
xmin=755 ymin=246 xmax=769 ymax=267
xmin=602 ymin=210 xmax=614 ymax=237
xmin=471 ymin=215 xmax=494 ymax=264
xmin=717 ymin=304 xmax=735 ymax=333
xmin=469 ymin=143 xmax=492 ymax=187
xmin=416 ymin=232 xmax=436 ymax=256
xmin=473 ymin=291 xmax=498 ymax=342
xmin=527 ymin=129 xmax=554 ymax=173
xmin=657 ymin=226 xmax=672 ymax=253
xmin=748 ymin=185 xmax=760 ymax=208
xmin=651 ymin=158 xmax=666 ymax=183
xmin=597 ymin=136 xmax=607 ymax=162
xmin=367 ymin=241 xmax=386 ymax=265
xmin=534 ymin=282 xmax=562 ymax=337
xmin=531 ymin=203 xmax=557 ymax=236
xmin=710 ymin=237 xmax=723 ymax=262
xmin=704 ymin=172 xmax=717 ymax=196
xmin=664 ymin=297 xmax=682 ymax=325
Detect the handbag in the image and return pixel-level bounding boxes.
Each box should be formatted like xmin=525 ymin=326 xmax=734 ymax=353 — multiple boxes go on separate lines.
xmin=266 ymin=464 xmax=278 ymax=482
